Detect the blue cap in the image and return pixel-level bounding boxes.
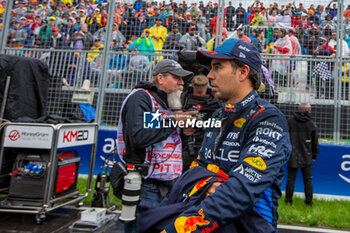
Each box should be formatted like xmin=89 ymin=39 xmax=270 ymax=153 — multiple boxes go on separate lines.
xmin=196 ymin=38 xmax=262 ymax=72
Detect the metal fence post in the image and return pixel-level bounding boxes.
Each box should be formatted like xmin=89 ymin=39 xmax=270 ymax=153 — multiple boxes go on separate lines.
xmin=214 ymin=0 xmax=225 ymax=49
xmin=333 ymin=0 xmax=345 ymax=144
xmin=0 ymin=0 xmax=14 ymax=54
xmin=95 ymin=0 xmax=117 ymax=125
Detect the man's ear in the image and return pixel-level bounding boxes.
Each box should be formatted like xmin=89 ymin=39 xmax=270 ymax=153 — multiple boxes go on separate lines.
xmin=156 ymin=74 xmax=163 ymax=84
xmin=239 ymin=65 xmax=250 ymax=81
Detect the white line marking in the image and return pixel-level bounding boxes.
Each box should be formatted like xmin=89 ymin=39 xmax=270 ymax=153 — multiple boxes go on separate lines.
xmin=278 ymin=224 xmax=350 ymax=233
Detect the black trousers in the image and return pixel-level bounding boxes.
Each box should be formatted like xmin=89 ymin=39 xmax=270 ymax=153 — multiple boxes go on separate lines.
xmin=285 ymin=165 xmax=313 ymax=205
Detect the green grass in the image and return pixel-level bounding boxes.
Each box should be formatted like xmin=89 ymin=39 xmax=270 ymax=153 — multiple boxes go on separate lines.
xmin=77 ymin=177 xmax=121 ymax=208
xmin=77 ymin=178 xmax=350 ymax=230
xmin=278 ymin=196 xmax=350 ymax=229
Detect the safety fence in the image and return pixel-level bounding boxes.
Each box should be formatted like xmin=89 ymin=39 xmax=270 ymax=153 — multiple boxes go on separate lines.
xmin=2 ymin=0 xmax=350 ymax=144
xmin=4 ymin=47 xmax=350 ymax=143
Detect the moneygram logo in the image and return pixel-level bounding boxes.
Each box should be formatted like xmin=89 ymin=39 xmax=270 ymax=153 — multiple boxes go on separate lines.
xmin=143 ymin=111 xmax=222 ymax=129
xmin=8 ymin=130 xmax=20 ymax=141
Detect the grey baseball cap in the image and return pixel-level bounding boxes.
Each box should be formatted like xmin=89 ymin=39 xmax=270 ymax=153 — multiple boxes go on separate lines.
xmin=153 ymin=59 xmax=193 ymax=78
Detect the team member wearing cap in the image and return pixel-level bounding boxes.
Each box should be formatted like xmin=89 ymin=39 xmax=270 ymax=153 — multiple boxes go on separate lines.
xmin=162 ymin=39 xmax=291 ymax=233
xmin=117 ymin=59 xmax=197 ymax=233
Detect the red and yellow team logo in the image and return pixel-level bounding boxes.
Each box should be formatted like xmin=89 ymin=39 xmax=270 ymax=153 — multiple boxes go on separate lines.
xmin=224 ymin=104 xmax=236 ymax=112
xmin=190 ymin=161 xmax=199 ymax=168
xmin=244 ymin=156 xmax=267 ymax=170
xmin=175 ymin=208 xmax=210 ymax=233
xmin=234 ymin=118 xmax=246 ymax=128
xmin=189 ymin=177 xmax=213 ymax=197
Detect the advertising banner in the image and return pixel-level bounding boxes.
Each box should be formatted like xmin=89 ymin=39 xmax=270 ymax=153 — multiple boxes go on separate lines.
xmin=80 ymin=129 xmax=350 ymax=197
xmin=281 ymin=144 xmax=350 ymax=197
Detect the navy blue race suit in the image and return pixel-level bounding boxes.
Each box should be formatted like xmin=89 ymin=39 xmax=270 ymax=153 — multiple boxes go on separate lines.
xmin=164 ymin=90 xmax=292 ymax=233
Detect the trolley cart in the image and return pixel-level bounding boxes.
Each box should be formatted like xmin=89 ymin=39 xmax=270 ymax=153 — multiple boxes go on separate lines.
xmin=0 ymin=123 xmax=98 ymax=224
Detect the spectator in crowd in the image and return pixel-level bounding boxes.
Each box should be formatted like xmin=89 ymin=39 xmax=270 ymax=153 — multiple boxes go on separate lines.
xmin=33 ymin=36 xmax=44 ymax=48
xmin=133 ymin=0 xmax=144 ymax=13
xmin=8 ymin=21 xmax=26 ymax=48
xmin=150 ymin=17 xmax=167 ymax=51
xmin=15 ymin=1 xmax=27 ymax=18
xmin=271 ymin=28 xmax=292 ymax=88
xmin=149 ymin=8 xmax=161 ymax=27
xmin=319 ymin=14 xmax=336 ymax=32
xmin=86 ymin=7 xmax=102 ymax=26
xmin=37 ymin=2 xmax=53 ymax=19
xmin=289 ymin=28 xmax=301 ymax=56
xmin=19 ymin=16 xmax=34 ymax=48
xmin=206 ymin=30 xmax=228 ymax=51
xmin=78 ymin=9 xmax=87 ymax=23
xmin=188 ymin=4 xmax=198 ymax=19
xmin=198 ymin=1 xmax=205 ymax=14
xmin=159 ymin=7 xmax=168 ymax=25
xmin=251 ymin=9 xmax=265 ymax=27
xmin=87 ymin=37 xmax=104 ymax=62
xmin=134 ymin=15 xmax=148 ymax=39
xmin=179 ymin=26 xmax=206 ymax=51
xmin=235 ymin=26 xmax=251 ymax=43
xmin=72 ymin=23 xmax=93 ymax=50
xmin=109 ymin=46 xmax=128 ymax=71
xmin=266 ymin=9 xmax=277 ymax=27
xmin=344 ymin=5 xmax=350 ymax=18
xmin=196 ymin=11 xmax=206 ymax=41
xmin=129 ymin=28 xmax=155 ymax=56
xmin=328 ymin=31 xmax=349 ymax=57
xmin=210 ymin=15 xmax=226 ymax=35
xmin=164 ymin=24 xmax=182 ymax=50
xmin=313 ymin=36 xmax=336 ymax=99
xmin=226 ymin=1 xmax=235 ymax=31
xmin=112 ymin=23 xmax=126 ymax=46
xmin=286 ymin=103 xmax=319 ymax=206
xmin=329 ymin=0 xmax=338 ymax=19
xmin=341 ymin=62 xmax=350 ymax=100
xmin=252 ymin=29 xmax=266 ymax=53
xmin=116 ymin=59 xmax=195 ymax=233
xmin=119 ymin=16 xmax=134 ymax=41
xmin=174 ymin=12 xmax=188 ymax=35
xmin=30 ymin=15 xmax=42 ymax=37
xmin=47 ymin=27 xmax=67 ymax=49
xmin=61 ymin=17 xmax=76 ymax=47
xmin=305 ymin=25 xmax=321 ymax=89
xmin=38 ymin=16 xmax=56 ymax=46
xmin=308 ymin=10 xmax=320 ymax=26
xmin=87 ymin=14 xmax=101 ymax=35
xmin=119 ymin=47 xmax=150 ymax=85
xmin=235 ymin=2 xmax=246 ymax=29
xmin=73 ymin=16 xmax=82 ymax=31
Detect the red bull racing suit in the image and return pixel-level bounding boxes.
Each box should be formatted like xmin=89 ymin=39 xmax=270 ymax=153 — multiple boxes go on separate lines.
xmin=164 ymin=90 xmax=292 ymax=233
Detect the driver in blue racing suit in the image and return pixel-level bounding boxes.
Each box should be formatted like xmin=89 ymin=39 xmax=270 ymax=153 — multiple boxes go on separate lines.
xmin=162 ymin=39 xmax=292 ymax=233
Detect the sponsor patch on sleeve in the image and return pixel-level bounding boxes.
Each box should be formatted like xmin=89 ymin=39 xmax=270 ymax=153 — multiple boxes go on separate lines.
xmin=243 ymin=156 xmax=267 ymax=170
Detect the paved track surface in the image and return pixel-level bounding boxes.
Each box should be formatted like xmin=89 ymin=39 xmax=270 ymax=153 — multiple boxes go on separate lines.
xmin=0 ymin=207 xmax=349 ymax=233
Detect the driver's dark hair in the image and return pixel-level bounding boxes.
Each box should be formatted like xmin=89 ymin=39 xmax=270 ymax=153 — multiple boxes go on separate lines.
xmin=230 ymin=60 xmax=261 ymax=90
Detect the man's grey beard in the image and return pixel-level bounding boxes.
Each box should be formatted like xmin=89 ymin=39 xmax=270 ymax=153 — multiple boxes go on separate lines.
xmin=167 ymin=85 xmax=183 ymax=111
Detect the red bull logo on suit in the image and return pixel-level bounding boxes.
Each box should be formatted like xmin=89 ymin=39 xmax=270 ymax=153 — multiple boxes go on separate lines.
xmin=175 ymin=208 xmax=210 ymax=233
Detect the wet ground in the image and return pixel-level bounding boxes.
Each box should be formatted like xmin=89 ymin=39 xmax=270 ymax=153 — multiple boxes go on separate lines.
xmin=0 ymin=207 xmax=348 ymax=233
xmin=0 ymin=207 xmax=124 ymax=233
